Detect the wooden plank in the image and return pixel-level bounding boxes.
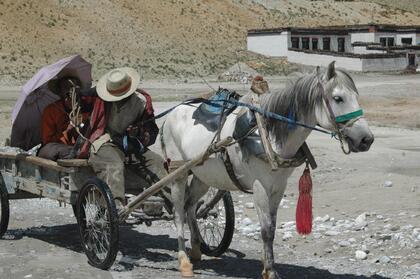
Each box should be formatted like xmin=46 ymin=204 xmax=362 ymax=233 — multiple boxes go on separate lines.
xmin=13 ymin=176 xmax=72 ymax=203
xmin=24 ymin=156 xmax=74 ymax=172
xmin=57 ymin=159 xmax=89 ymax=167
xmin=0 ymin=152 xmax=18 ymax=160
xmin=251 ymin=95 xmax=279 ymax=170
xmin=168 ymin=160 xmax=186 ymax=172
xmin=0 ymin=152 xmax=76 ymax=173
xmin=119 ymin=137 xmax=234 ymax=220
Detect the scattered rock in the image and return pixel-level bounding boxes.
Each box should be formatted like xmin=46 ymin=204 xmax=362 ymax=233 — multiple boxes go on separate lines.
xmin=360 ymin=244 xmax=369 ymax=253
xmin=241 ymin=218 xmax=252 ymax=227
xmin=282 ymin=231 xmax=293 ymax=241
xmin=384 ymin=180 xmax=393 ymax=187
xmin=379 ymin=255 xmax=391 ymax=264
xmin=325 ymin=230 xmax=340 ymax=236
xmin=320 ymin=214 xmax=330 ymax=222
xmin=355 ymin=250 xmax=367 ymax=260
xmin=338 ymin=240 xmax=351 ymax=247
xmin=390 ymin=225 xmax=400 ymax=232
xmin=244 ymin=202 xmax=254 ymax=209
xmin=376 ymin=234 xmax=392 ymax=241
xmin=355 ymin=213 xmax=367 ymax=224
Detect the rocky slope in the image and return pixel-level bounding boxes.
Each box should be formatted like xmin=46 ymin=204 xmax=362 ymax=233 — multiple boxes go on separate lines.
xmin=1 ymin=0 xmax=420 ymax=82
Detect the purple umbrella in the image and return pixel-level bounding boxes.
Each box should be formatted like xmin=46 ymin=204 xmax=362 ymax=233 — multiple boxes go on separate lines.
xmin=11 ymin=54 xmax=92 ymax=150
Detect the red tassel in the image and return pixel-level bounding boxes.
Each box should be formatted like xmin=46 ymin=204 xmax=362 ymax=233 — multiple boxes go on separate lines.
xmin=296 ymin=166 xmax=313 ymax=235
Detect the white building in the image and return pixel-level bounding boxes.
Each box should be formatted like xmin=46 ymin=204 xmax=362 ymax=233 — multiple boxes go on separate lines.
xmin=247 ymin=24 xmax=420 ymax=71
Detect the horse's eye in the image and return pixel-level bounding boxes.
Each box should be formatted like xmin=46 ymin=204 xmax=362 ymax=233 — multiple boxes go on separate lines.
xmin=333 ymin=96 xmax=344 ymax=103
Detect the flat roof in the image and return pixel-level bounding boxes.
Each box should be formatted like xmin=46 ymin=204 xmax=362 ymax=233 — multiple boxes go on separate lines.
xmin=248 ymin=24 xmax=420 ymax=36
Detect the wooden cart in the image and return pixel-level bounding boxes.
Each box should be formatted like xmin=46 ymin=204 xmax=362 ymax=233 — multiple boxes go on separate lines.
xmin=0 ymin=138 xmax=235 ymax=269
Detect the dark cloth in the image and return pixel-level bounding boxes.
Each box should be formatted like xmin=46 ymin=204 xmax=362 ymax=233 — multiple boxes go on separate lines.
xmin=41 ymin=101 xmax=69 ymax=145
xmin=38 ymin=142 xmax=74 ymax=160
xmin=79 ymin=97 xmax=106 ymax=158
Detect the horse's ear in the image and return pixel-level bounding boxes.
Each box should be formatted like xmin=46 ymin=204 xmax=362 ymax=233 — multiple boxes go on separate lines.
xmin=324 ymin=61 xmax=336 ymax=81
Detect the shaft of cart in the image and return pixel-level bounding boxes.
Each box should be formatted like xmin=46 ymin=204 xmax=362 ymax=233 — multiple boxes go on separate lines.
xmin=118 ymin=136 xmax=234 ymax=221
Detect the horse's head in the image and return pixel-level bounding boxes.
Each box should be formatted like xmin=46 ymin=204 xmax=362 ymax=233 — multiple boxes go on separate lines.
xmin=315 ymin=62 xmax=374 ymax=153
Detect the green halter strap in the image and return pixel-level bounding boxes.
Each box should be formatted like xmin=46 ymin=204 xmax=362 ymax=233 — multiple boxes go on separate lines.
xmin=335 ymin=109 xmax=364 ymax=123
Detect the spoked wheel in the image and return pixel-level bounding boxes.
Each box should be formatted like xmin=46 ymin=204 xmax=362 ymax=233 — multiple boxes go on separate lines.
xmin=194 ymin=188 xmax=235 ymax=257
xmin=77 ymin=178 xmax=119 ymax=269
xmin=0 ymin=176 xmax=10 ymax=238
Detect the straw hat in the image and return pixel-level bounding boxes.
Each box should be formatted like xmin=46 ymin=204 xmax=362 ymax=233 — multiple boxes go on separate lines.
xmin=97 ymin=67 xmax=140 ymax=102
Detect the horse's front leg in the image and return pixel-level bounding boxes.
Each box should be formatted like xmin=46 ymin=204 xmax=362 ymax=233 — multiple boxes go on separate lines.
xmin=171 ymin=176 xmax=194 ymax=277
xmin=253 ymin=180 xmax=285 ymax=279
xmin=186 ymin=176 xmax=210 ymax=261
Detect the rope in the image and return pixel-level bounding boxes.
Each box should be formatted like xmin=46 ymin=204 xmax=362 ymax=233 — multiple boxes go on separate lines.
xmin=144 ymin=97 xmax=336 ymax=137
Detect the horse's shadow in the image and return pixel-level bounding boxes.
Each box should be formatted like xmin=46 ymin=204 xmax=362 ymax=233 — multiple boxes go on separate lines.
xmin=6 ymin=223 xmax=390 ymax=279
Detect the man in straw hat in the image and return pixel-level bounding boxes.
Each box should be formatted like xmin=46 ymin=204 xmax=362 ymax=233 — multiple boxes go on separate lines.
xmin=88 ymin=67 xmax=164 ymax=207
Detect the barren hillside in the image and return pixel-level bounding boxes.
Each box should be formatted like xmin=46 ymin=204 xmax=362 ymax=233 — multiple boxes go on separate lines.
xmin=1 ymin=0 xmax=420 ymax=82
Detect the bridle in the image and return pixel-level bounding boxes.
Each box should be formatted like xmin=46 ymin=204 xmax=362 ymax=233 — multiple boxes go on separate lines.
xmin=317 ymin=79 xmax=364 ymax=155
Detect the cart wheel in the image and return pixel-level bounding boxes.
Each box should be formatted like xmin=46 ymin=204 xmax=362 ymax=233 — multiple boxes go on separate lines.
xmin=194 ymin=189 xmax=235 ymax=257
xmin=77 ymin=177 xmax=119 ymax=270
xmin=0 ymin=176 xmax=9 ymax=238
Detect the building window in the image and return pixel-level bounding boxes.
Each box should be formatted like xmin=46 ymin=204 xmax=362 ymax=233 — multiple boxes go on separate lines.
xmin=380 ymin=37 xmax=395 ymax=47
xmin=408 ymin=53 xmax=416 ymax=66
xmin=291 ymin=37 xmax=299 ymax=48
xmin=380 ymin=37 xmax=387 ymax=47
xmin=323 ymin=37 xmax=331 ymax=51
xmin=337 ymin=37 xmax=345 ymax=52
xmin=402 ymin=38 xmax=413 ymax=45
xmin=302 ymin=37 xmax=310 ymax=49
xmin=312 ymin=38 xmax=318 ymax=50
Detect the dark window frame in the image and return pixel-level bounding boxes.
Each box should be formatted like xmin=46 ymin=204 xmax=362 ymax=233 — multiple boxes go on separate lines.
xmin=312 ymin=38 xmax=318 ymax=50
xmin=337 ymin=37 xmax=345 ymax=53
xmin=291 ymin=37 xmax=299 ymax=49
xmin=401 ymin=38 xmax=413 ymax=45
xmin=301 ymin=37 xmax=310 ymax=50
xmin=380 ymin=37 xmax=387 ymax=47
xmin=322 ymin=37 xmax=331 ymax=51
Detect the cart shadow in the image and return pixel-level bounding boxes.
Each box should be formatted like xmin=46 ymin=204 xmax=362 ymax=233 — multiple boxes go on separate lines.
xmin=193 ymin=257 xmax=391 ymax=279
xmin=7 ymin=225 xmax=390 ymax=279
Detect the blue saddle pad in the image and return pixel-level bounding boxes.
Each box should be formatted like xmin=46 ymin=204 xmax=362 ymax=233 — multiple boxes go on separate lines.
xmin=192 ymin=88 xmax=240 ymax=131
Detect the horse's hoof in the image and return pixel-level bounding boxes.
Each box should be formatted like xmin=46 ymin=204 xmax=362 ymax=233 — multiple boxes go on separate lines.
xmin=180 ymin=261 xmax=194 ymax=277
xmin=179 ymin=251 xmax=194 ymax=277
xmin=262 ymin=270 xmax=280 ymax=279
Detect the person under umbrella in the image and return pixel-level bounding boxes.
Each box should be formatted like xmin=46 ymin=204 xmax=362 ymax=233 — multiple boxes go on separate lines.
xmin=37 ymin=76 xmax=93 ymax=160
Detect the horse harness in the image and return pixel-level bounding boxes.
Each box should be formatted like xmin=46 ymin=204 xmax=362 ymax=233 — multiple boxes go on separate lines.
xmin=316 ymin=80 xmax=365 ymax=155
xmin=214 ymin=92 xmax=317 ymax=194
xmin=219 ymin=79 xmax=365 ymax=194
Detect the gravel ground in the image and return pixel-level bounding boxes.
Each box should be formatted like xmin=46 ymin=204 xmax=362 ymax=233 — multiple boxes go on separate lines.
xmin=0 ymin=74 xmax=419 ymax=279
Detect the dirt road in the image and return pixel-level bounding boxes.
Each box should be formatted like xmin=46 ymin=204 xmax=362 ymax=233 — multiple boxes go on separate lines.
xmin=0 ymin=74 xmax=419 ymax=279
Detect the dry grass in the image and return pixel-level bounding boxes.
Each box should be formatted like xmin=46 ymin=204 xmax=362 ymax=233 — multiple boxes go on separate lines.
xmin=1 ymin=0 xmax=420 ymax=82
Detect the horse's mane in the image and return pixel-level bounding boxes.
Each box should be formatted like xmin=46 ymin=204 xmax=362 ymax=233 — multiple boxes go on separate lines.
xmin=259 ymin=69 xmax=358 ymax=145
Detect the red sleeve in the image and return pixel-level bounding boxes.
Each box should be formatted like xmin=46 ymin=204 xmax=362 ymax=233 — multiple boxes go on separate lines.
xmin=41 ymin=105 xmax=62 ymax=144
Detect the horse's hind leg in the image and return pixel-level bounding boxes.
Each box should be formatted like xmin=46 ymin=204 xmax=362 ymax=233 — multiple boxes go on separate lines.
xmin=172 ymin=176 xmax=194 ymax=277
xmin=186 ymin=176 xmax=210 ymax=261
xmin=253 ymin=180 xmax=286 ymax=279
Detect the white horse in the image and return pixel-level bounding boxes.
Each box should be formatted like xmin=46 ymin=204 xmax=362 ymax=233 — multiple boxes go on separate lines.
xmin=161 ymin=62 xmax=374 ymax=278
